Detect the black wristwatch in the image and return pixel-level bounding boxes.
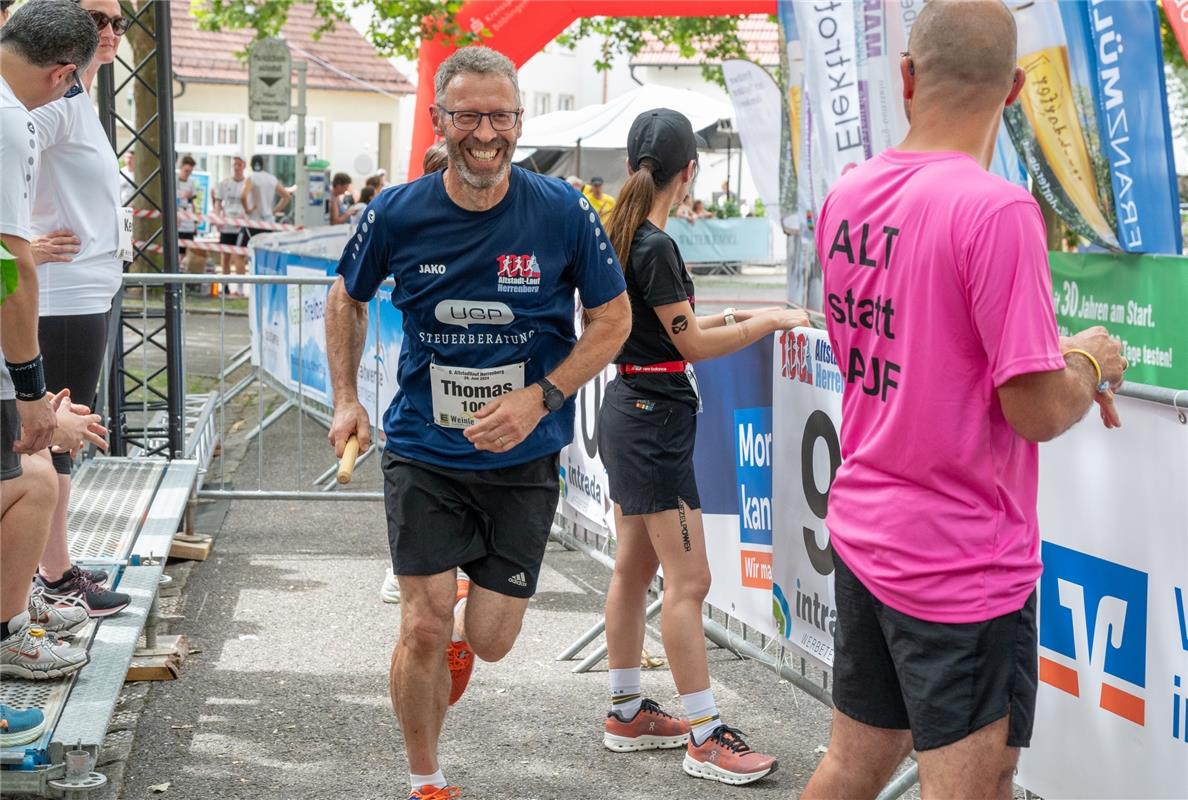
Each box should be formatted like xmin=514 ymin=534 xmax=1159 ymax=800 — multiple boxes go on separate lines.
xmin=536 ymin=377 xmax=565 ymax=413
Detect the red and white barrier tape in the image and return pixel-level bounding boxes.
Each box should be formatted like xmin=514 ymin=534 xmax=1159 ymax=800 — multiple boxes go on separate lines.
xmin=134 ymin=238 xmax=252 ymax=256
xmin=128 ymin=207 xmax=302 ymax=232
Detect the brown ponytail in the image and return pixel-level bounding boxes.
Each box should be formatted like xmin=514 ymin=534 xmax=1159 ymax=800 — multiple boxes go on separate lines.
xmin=603 ymin=158 xmax=661 ymax=273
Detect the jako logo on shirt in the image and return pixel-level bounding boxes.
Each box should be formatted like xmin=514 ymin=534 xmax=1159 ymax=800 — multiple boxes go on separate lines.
xmin=497 ymin=253 xmax=541 ymax=294
xmin=1038 ymin=541 xmax=1148 ymax=726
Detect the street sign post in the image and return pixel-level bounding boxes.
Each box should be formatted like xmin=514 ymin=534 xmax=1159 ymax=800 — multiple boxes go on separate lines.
xmin=248 ymin=38 xmax=291 ymax=123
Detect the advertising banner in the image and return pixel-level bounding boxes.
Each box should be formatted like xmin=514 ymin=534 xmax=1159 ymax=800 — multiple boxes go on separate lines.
xmin=1050 ymin=252 xmax=1188 ymax=391
xmin=1006 ymin=0 xmax=1120 ymax=249
xmin=249 ymin=232 xmax=402 ymax=424
xmin=560 ymin=360 xmax=617 ymax=537
xmin=692 ymin=338 xmax=778 ymax=636
xmin=1077 ymin=1 xmax=1183 ymax=253
xmin=771 ymin=327 xmax=844 ymax=667
xmin=722 ymin=59 xmax=784 ymax=215
xmin=1017 ymin=395 xmax=1188 ymax=798
xmin=665 ymin=218 xmax=772 ymax=265
xmin=1166 ymin=0 xmax=1188 ymax=65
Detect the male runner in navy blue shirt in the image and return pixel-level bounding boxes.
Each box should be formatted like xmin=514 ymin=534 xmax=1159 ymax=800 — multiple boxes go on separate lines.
xmin=325 ymin=47 xmax=629 ymax=799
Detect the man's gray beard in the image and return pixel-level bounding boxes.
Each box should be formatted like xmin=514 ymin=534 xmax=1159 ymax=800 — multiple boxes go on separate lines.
xmin=446 ymin=138 xmax=512 ymax=190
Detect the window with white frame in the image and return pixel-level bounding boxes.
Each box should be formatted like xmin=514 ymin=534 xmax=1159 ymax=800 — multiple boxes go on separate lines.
xmin=174 ymin=114 xmax=244 ymax=185
xmin=558 ymin=94 xmax=575 ymax=111
xmin=253 ymin=118 xmax=323 ymax=155
xmin=532 ymin=93 xmax=552 ymax=117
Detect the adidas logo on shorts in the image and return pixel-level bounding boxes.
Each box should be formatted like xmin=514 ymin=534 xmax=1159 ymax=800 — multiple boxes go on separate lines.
xmin=508 ymin=572 xmax=528 ymax=588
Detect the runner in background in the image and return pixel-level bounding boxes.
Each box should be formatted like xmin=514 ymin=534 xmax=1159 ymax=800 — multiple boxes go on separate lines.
xmin=597 ymin=108 xmax=806 ymax=786
xmin=801 ymin=3 xmax=1126 ymax=798
xmin=240 ymin=154 xmax=291 ymax=242
xmin=213 ymin=153 xmax=248 ymax=296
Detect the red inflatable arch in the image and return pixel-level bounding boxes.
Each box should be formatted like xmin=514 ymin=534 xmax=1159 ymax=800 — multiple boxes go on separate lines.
xmin=409 ymin=0 xmax=774 ymax=178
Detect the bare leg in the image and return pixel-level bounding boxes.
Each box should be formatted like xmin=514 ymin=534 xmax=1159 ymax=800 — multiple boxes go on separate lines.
xmin=604 ymin=505 xmax=659 ymax=670
xmin=917 ymin=716 xmax=1017 ymax=800
xmin=1 ymin=455 xmax=59 ymax=621
xmin=390 ymin=570 xmax=457 ymax=775
xmin=802 ymin=708 xmax=913 ymax=800
xmin=459 ymin=581 xmax=531 ymax=663
xmin=640 ymin=500 xmax=711 ymax=694
xmin=37 ymin=474 xmax=71 ymax=581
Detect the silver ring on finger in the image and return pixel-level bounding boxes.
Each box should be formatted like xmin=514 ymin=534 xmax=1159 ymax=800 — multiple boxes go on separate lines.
xmin=497 ymin=435 xmax=505 ymax=446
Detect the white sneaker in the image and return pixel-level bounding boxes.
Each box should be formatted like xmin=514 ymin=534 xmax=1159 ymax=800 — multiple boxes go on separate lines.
xmin=0 ymin=611 xmax=90 ymax=680
xmin=380 ymin=568 xmax=400 ymax=604
xmin=27 ymin=588 xmax=89 ymax=635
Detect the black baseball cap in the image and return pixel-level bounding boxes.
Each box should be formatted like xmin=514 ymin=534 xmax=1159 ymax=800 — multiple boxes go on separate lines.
xmin=627 ymin=108 xmax=705 ymax=185
xmin=589 ymin=176 xmax=604 ymax=185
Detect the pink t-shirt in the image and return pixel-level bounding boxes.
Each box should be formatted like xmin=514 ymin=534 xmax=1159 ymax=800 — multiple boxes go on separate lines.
xmin=817 ymin=149 xmax=1065 ymax=624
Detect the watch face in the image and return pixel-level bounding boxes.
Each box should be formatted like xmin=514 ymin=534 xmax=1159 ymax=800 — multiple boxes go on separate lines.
xmin=545 ymin=389 xmax=565 ymax=412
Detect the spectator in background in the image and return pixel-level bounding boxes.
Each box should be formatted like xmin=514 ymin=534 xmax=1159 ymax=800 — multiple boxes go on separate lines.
xmin=423 ymin=140 xmax=448 ymax=174
xmin=364 ymin=173 xmax=383 ymax=194
xmin=0 ymin=0 xmax=100 ymax=739
xmin=584 ymin=176 xmax=615 ymax=218
xmin=348 ymin=185 xmax=376 ymax=229
xmin=241 ymin=154 xmax=291 ymax=242
xmin=692 ymin=199 xmax=714 ymax=219
xmin=374 ymin=168 xmax=388 ymax=188
xmin=565 ymin=175 xmax=584 ymax=192
xmin=672 ymin=194 xmax=696 ymax=223
xmin=29 ymin=0 xmax=129 ymax=618
xmin=176 ymin=153 xmax=198 ymax=258
xmin=329 ymin=172 xmax=353 ymax=225
xmin=214 ymin=154 xmax=248 ymax=296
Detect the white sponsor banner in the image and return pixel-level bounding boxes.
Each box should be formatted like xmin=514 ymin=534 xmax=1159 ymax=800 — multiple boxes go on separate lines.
xmin=855 ymin=0 xmax=907 ymax=156
xmin=1017 ymin=396 xmax=1188 ymax=799
xmin=722 ymin=59 xmax=784 ymax=214
xmin=704 ymin=512 xmax=778 ymax=639
xmin=771 ymin=327 xmax=844 ymax=667
xmin=793 ymin=1 xmax=864 ymax=203
xmin=560 ymin=362 xmax=617 ymax=538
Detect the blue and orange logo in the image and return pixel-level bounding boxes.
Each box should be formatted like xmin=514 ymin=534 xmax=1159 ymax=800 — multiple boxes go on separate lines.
xmin=1038 ymin=542 xmax=1148 ymax=726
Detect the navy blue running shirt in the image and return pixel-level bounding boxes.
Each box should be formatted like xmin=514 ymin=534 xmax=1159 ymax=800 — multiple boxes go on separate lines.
xmin=336 ymin=166 xmax=626 ymax=470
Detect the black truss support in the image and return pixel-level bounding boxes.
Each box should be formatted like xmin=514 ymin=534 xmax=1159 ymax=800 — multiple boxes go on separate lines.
xmin=99 ymin=0 xmax=184 ymax=458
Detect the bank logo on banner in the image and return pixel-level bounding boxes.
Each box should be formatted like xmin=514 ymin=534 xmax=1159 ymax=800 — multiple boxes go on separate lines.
xmin=1039 ymin=541 xmax=1148 ymax=726
xmin=734 ymin=407 xmax=773 ymax=590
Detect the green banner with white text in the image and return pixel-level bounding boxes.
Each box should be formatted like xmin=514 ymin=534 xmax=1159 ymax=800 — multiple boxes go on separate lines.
xmin=1050 ymin=252 xmax=1187 ymax=391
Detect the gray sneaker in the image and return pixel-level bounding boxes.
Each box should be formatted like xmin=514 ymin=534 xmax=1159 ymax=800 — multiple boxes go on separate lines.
xmin=0 ymin=611 xmax=89 ymax=680
xmin=27 ymin=588 xmax=89 ymax=635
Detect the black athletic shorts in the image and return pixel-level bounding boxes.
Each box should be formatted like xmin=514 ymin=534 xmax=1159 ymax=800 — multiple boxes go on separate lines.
xmin=219 ymin=230 xmax=242 ymax=246
xmin=598 ymin=377 xmax=700 ymax=516
xmin=381 ymin=449 xmax=559 ymax=599
xmin=831 ymin=551 xmax=1038 ymax=751
xmin=1 ymin=400 xmax=20 ymax=481
xmin=40 ymin=312 xmax=109 ymax=475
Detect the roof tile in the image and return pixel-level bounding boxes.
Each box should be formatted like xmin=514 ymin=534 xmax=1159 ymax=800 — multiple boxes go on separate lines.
xmin=630 ymin=16 xmax=780 ymax=68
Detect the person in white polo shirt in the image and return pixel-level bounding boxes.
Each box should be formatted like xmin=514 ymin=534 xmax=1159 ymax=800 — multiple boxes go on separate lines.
xmin=27 ymin=0 xmax=131 ymax=618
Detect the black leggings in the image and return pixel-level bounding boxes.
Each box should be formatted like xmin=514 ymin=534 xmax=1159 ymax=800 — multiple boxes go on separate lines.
xmin=39 ymin=312 xmax=110 ymax=475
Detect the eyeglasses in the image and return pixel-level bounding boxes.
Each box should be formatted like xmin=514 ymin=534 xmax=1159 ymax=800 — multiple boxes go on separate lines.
xmin=87 ymin=9 xmax=130 ymax=35
xmin=63 ymin=68 xmax=84 ymax=99
xmin=437 ymin=108 xmax=521 ymax=132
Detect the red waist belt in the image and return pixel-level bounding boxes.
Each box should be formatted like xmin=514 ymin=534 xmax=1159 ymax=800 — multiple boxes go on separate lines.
xmin=617 ymin=360 xmax=688 ymax=375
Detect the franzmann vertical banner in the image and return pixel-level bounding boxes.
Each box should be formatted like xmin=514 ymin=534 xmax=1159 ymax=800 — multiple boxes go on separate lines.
xmin=1016 ymin=396 xmax=1188 ymax=798
xmin=771 ymin=327 xmax=844 ymax=667
xmin=1076 ymin=1 xmax=1184 ymax=253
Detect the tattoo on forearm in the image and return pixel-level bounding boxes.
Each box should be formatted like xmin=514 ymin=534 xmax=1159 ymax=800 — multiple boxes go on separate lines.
xmin=678 ymin=497 xmax=691 ymax=552
xmin=671 ymin=315 xmax=689 ymax=335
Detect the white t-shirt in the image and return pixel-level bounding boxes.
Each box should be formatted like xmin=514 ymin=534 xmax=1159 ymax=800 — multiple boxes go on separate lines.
xmin=176 ymin=174 xmax=198 ymax=234
xmin=30 ymin=89 xmax=121 ymax=317
xmin=246 ymin=169 xmax=279 ymax=222
xmin=0 ymin=76 xmax=40 ymax=400
xmin=215 ymin=176 xmax=245 ymax=233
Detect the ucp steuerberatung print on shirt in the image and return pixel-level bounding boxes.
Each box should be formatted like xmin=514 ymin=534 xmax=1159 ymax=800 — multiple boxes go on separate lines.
xmin=336 ymin=166 xmax=626 ymax=471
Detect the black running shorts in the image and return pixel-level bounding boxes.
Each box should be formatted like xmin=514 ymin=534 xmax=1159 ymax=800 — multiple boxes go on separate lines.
xmin=1 ymin=400 xmax=21 ymax=481
xmin=381 ymin=449 xmax=559 ymax=599
xmin=831 ymin=551 xmax=1038 ymax=751
xmin=39 ymin=312 xmax=110 ymax=475
xmin=219 ymin=230 xmax=241 ymax=246
xmin=598 ymin=378 xmax=700 ymax=516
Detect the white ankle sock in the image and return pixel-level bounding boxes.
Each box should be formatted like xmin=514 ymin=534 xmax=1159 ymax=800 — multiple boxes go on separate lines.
xmin=410 ymin=770 xmax=445 ymax=791
xmin=608 ymin=667 xmax=642 ymax=720
xmin=681 ymin=687 xmax=721 ymax=746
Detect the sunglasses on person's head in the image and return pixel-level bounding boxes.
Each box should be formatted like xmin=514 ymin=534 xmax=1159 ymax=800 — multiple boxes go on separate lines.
xmin=87 ymin=9 xmax=130 ymax=35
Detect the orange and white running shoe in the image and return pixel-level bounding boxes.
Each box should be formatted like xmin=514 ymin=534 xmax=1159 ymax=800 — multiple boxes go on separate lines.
xmin=446 ymin=577 xmax=473 ymax=706
xmin=682 ymin=725 xmax=778 ymax=785
xmin=407 ymin=785 xmax=461 ymax=800
xmin=603 ymin=697 xmax=691 ymax=752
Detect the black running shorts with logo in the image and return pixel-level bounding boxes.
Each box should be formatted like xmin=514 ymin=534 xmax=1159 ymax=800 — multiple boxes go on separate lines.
xmin=381 ymin=449 xmax=559 ymax=599
xmin=1 ymin=400 xmax=21 ymax=480
xmin=598 ymin=379 xmax=700 ymax=516
xmin=831 ymin=551 xmax=1038 ymax=751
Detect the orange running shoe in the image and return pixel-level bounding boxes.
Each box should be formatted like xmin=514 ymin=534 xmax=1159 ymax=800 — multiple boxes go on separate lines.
xmin=446 ymin=577 xmax=473 ymax=706
xmin=407 ymin=786 xmax=461 ymax=799
xmin=682 ymin=725 xmax=778 ymax=785
xmin=603 ymin=698 xmax=691 ymax=752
